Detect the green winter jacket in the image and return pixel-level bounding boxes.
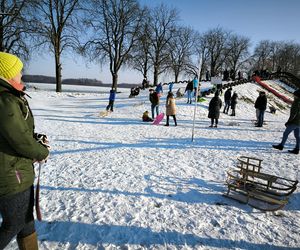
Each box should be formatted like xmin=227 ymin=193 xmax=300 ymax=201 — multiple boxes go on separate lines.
xmin=286 ymin=97 xmax=300 ymax=126
xmin=0 ymin=78 xmax=49 ymax=197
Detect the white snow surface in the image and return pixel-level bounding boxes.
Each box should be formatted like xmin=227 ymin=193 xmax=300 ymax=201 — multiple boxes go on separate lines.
xmin=5 ymin=81 xmax=300 ymax=250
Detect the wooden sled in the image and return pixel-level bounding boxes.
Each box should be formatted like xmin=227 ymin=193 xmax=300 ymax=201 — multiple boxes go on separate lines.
xmin=225 ymin=156 xmax=298 ymax=211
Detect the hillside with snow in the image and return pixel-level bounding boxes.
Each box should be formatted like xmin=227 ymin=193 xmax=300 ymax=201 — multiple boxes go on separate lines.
xmin=5 ymin=80 xmax=299 ymax=250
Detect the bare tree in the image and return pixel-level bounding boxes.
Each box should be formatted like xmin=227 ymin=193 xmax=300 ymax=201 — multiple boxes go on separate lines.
xmin=83 ymin=0 xmax=143 ymax=90
xmin=276 ymin=42 xmax=300 ymax=76
xmin=30 ymin=0 xmax=81 ymax=92
xmin=166 ymin=26 xmax=196 ymax=82
xmin=226 ymin=34 xmax=250 ymax=76
xmin=0 ymin=0 xmax=32 ymax=60
xmin=128 ymin=8 xmax=151 ymax=82
xmin=147 ymin=4 xmax=178 ymax=85
xmin=200 ymin=27 xmax=231 ymax=77
xmin=253 ymin=40 xmax=273 ymax=71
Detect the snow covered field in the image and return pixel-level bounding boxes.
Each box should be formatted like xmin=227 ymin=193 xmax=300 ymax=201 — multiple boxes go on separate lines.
xmin=6 ymin=81 xmax=300 ymax=249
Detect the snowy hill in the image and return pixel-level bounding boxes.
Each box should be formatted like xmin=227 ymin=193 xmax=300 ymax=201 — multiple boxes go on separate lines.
xmin=5 ymin=80 xmax=299 ymax=250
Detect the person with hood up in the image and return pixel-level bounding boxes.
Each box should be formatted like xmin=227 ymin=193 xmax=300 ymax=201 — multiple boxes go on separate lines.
xmin=208 ymin=91 xmax=222 ymax=127
xmin=0 ymin=52 xmax=50 ymax=249
xmin=272 ymin=89 xmax=300 ymax=154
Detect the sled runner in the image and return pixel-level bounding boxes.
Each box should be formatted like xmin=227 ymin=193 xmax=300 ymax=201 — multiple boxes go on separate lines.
xmin=152 ymin=112 xmax=164 ymax=125
xmin=225 ymin=156 xmax=298 ymax=211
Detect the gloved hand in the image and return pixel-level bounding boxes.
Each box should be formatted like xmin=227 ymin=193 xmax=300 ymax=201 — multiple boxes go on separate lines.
xmin=34 ymin=133 xmax=51 ymax=149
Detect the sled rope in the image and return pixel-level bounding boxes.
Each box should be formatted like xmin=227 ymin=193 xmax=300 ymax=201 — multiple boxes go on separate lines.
xmin=35 ymin=162 xmax=43 ymax=221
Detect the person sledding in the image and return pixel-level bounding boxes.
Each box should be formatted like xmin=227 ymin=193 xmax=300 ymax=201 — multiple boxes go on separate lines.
xmin=142 ymin=111 xmax=153 ymax=122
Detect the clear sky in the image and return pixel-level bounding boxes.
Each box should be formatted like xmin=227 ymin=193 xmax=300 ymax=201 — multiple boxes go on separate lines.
xmin=26 ymin=0 xmax=300 ymax=84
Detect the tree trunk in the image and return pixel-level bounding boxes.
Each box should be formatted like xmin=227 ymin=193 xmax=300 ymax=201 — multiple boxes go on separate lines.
xmin=174 ymin=72 xmax=179 ymax=83
xmin=112 ymin=73 xmax=118 ymax=90
xmin=55 ymin=53 xmax=62 ymax=92
xmin=153 ymin=65 xmax=158 ymax=86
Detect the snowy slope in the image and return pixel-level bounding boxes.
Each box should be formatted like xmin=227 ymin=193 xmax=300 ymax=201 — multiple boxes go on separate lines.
xmin=5 ymin=81 xmax=300 ymax=250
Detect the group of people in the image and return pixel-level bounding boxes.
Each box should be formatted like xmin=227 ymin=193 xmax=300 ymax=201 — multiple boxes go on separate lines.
xmin=146 ymin=88 xmax=177 ymax=126
xmin=0 ymin=50 xmax=299 ymax=250
xmin=184 ymin=77 xmax=199 ymax=104
xmin=223 ymin=87 xmax=238 ymax=116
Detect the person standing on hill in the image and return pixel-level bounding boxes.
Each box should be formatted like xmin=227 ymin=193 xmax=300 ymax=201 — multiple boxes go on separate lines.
xmin=185 ymin=80 xmax=193 ymax=104
xmin=223 ymin=88 xmax=232 ymax=114
xmin=272 ymin=89 xmax=300 ymax=154
xmin=106 ymin=88 xmax=116 ymax=112
xmin=168 ymin=81 xmax=174 ymax=93
xmin=0 ymin=52 xmax=50 ymax=249
xmin=208 ymin=91 xmax=222 ymax=127
xmin=155 ymin=82 xmax=163 ymax=96
xmin=149 ymin=88 xmax=160 ymax=120
xmin=165 ymin=92 xmax=177 ymax=126
xmin=230 ymin=91 xmax=238 ymax=116
xmin=254 ymin=91 xmax=267 ymax=127
xmin=192 ymin=76 xmax=198 ymax=97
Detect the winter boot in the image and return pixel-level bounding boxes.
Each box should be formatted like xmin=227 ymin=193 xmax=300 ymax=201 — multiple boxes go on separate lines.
xmin=288 ymin=148 xmax=299 ymax=154
xmin=17 ymin=231 xmax=38 ymax=250
xmin=272 ymin=144 xmax=284 ymax=150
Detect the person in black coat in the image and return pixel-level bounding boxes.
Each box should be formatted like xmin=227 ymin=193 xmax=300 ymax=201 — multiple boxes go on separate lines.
xmin=230 ymin=91 xmax=238 ymax=116
xmin=149 ymin=89 xmax=160 ymax=119
xmin=208 ymin=91 xmax=222 ymax=127
xmin=223 ymin=88 xmax=232 ymax=114
xmin=185 ymin=80 xmax=194 ymax=104
xmin=254 ymin=91 xmax=267 ymax=127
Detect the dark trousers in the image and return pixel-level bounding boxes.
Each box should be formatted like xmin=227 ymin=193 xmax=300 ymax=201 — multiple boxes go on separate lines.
xmin=223 ymin=100 xmax=230 ymax=113
xmin=0 ymin=186 xmax=35 ymax=249
xmin=106 ymin=100 xmax=114 ymax=111
xmin=151 ymin=104 xmax=159 ymax=119
xmin=166 ymin=115 xmax=177 ymax=126
xmin=211 ymin=118 xmax=218 ymax=125
xmin=257 ymin=110 xmax=265 ymax=127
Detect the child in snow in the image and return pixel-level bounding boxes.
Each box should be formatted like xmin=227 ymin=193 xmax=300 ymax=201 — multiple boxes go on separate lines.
xmin=142 ymin=111 xmax=153 ymax=122
xmin=0 ymin=52 xmax=50 ymax=249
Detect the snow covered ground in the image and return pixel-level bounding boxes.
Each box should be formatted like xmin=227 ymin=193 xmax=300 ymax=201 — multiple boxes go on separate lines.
xmin=5 ymin=80 xmax=300 ymax=250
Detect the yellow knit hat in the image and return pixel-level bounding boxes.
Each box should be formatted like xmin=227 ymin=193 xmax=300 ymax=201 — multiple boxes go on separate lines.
xmin=0 ymin=52 xmax=23 ymax=80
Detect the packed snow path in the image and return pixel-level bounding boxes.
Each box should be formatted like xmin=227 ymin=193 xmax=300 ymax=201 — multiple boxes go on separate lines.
xmin=5 ymin=82 xmax=299 ymax=250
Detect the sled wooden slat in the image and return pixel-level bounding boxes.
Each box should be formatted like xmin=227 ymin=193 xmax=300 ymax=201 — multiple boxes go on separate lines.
xmin=225 ymin=156 xmax=298 ymax=211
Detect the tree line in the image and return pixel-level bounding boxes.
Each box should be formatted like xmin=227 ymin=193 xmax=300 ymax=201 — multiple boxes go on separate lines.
xmin=1 ymin=0 xmax=299 ymax=92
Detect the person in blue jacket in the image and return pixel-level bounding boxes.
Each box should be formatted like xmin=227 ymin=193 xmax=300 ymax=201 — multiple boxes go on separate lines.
xmin=106 ymin=88 xmax=116 ymax=112
xmin=155 ymin=82 xmax=163 ymax=96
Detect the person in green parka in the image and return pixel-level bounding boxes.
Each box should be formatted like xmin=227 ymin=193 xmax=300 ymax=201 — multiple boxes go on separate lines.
xmin=0 ymin=52 xmax=49 ymax=249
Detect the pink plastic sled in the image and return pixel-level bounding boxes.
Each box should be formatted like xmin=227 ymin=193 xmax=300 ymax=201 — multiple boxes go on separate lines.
xmin=152 ymin=113 xmax=164 ymax=125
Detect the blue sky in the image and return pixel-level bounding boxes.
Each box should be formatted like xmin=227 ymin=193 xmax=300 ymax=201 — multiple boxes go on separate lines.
xmin=27 ymin=0 xmax=300 ymax=84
